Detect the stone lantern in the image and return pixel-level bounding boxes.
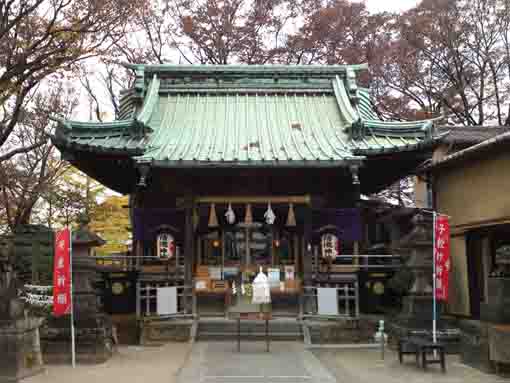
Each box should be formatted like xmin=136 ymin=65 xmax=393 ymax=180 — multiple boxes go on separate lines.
xmin=388 ymin=211 xmax=460 ymax=351
xmin=41 ymin=216 xmax=114 ymax=364
xmin=0 ymin=246 xmax=45 ymax=382
xmin=392 ymin=212 xmax=435 ymax=317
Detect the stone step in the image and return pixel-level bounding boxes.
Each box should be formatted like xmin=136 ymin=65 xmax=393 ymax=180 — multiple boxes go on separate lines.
xmin=197 ymin=319 xmax=303 ymax=341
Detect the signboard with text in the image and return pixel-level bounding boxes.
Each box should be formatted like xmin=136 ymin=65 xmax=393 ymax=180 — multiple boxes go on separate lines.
xmin=53 ymin=228 xmax=72 ymax=316
xmin=434 ymin=216 xmax=450 ymax=301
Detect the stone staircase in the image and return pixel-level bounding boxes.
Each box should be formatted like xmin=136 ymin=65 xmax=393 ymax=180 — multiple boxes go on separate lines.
xmin=197 ymin=318 xmax=303 ymax=341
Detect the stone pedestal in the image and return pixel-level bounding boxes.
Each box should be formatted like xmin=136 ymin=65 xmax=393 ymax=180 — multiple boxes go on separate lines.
xmin=481 ymin=278 xmax=510 ymax=324
xmin=401 ymin=295 xmax=437 ymax=319
xmin=458 ymin=319 xmax=492 ymax=373
xmin=41 ymin=314 xmax=113 ymax=364
xmin=0 ymin=317 xmax=44 ymax=382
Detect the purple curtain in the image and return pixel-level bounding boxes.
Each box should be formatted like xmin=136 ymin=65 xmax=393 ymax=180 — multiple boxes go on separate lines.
xmin=133 ymin=207 xmax=361 ymax=241
xmin=133 ymin=208 xmax=184 ymax=242
xmin=312 ymin=208 xmax=362 ymax=241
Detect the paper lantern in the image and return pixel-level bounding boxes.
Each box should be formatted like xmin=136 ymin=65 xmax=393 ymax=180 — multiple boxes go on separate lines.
xmin=321 ymin=233 xmax=339 ymax=259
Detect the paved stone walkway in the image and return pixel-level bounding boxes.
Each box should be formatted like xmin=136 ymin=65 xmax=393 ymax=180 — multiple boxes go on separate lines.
xmin=315 ymin=348 xmax=509 ymax=383
xmin=176 ymin=342 xmax=336 ymax=383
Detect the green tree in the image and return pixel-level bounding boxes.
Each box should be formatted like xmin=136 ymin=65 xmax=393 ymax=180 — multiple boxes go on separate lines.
xmin=89 ymin=195 xmax=130 ymax=256
xmin=38 ymin=166 xmax=107 ymax=229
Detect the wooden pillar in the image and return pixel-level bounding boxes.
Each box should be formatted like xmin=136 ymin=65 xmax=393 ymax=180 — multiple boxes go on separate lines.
xmin=303 ymin=203 xmax=313 ymax=314
xmin=350 ymin=164 xmax=361 ymax=317
xmin=270 ymin=228 xmax=275 ymax=266
xmin=351 ymin=165 xmax=361 ymax=267
xmin=303 ymin=205 xmax=313 ymax=285
xmin=135 ymin=240 xmax=142 ymax=269
xmin=293 ymin=234 xmax=299 ymax=273
xmin=184 ymin=198 xmax=194 ymax=313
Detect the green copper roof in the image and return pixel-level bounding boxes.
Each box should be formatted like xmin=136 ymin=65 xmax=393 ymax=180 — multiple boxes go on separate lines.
xmin=53 ymin=64 xmax=441 ymax=167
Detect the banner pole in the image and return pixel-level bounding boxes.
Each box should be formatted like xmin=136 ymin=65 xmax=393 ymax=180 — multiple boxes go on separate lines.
xmin=69 ymin=227 xmax=76 ymax=368
xmin=432 ymin=212 xmax=437 ymax=347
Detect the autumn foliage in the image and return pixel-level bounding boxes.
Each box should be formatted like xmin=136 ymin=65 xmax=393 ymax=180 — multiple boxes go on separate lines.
xmin=3 ymin=0 xmax=510 ymax=230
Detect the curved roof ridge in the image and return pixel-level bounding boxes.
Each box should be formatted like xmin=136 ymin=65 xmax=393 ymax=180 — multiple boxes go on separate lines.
xmin=136 ymin=75 xmax=160 ymax=126
xmin=122 ymin=63 xmax=369 ymax=78
xmin=332 ymin=75 xmax=360 ymax=125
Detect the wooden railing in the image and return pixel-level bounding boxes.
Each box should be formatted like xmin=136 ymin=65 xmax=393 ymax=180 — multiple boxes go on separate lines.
xmin=301 ymin=282 xmax=360 ymax=318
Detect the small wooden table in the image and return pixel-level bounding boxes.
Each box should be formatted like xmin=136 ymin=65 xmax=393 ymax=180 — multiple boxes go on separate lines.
xmin=398 ymin=337 xmax=446 ymax=372
xmin=229 ymin=311 xmax=272 ymax=352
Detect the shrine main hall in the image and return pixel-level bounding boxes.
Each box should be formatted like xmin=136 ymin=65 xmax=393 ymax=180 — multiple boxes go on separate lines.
xmin=53 ymin=64 xmax=440 ymax=331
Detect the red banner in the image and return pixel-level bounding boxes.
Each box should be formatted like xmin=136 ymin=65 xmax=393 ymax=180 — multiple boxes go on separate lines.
xmin=434 ymin=215 xmax=450 ymax=301
xmin=53 ymin=228 xmax=72 ymax=316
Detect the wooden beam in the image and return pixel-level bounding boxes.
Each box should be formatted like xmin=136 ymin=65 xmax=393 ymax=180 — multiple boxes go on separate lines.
xmin=179 ymin=195 xmax=311 ymax=205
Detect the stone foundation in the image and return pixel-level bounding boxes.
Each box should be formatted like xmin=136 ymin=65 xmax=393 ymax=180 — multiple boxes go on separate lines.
xmin=386 ymin=317 xmax=461 ymax=354
xmin=458 ymin=320 xmax=492 ymax=373
xmin=0 ymin=318 xmax=44 ymax=383
xmin=307 ymin=317 xmax=378 ymax=344
xmin=40 ymin=314 xmax=114 ymax=364
xmin=139 ymin=318 xmax=192 ymax=345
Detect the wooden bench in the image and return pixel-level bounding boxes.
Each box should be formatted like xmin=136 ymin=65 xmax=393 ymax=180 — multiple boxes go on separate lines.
xmin=398 ymin=337 xmax=446 ymax=372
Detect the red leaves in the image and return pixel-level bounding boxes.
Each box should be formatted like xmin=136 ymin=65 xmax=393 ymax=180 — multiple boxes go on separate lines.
xmin=182 ymin=15 xmax=194 ymax=34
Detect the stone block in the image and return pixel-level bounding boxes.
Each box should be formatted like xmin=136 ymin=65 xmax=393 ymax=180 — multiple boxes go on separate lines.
xmin=139 ymin=319 xmax=191 ymax=345
xmin=458 ymin=320 xmax=493 ymax=373
xmin=0 ymin=318 xmax=44 ymax=383
xmin=40 ymin=314 xmax=113 ymax=364
xmin=481 ymin=303 xmax=510 ymax=324
xmin=307 ymin=318 xmax=377 ymax=344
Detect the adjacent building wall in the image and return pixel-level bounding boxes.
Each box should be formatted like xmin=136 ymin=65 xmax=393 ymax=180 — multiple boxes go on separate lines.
xmin=435 ymin=150 xmax=510 ymax=228
xmin=434 ymin=149 xmax=510 ymax=316
xmin=448 ymin=235 xmax=470 ymax=315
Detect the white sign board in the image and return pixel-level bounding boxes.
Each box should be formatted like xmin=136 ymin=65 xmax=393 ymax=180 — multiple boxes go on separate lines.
xmin=157 ymin=287 xmax=177 ymax=316
xmin=317 ymin=288 xmax=338 ymax=316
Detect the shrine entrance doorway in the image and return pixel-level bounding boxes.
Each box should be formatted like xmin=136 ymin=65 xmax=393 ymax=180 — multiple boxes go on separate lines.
xmin=193 ymin=201 xmax=304 ymax=318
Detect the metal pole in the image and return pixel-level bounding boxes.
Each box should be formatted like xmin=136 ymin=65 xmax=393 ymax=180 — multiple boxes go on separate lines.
xmin=432 ymin=212 xmax=437 ymax=349
xmin=69 ymin=227 xmax=76 ymax=368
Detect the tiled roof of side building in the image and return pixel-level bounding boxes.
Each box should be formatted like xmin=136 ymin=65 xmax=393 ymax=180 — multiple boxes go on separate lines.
xmin=435 ymin=125 xmax=509 ymax=146
xmin=52 ymin=64 xmax=442 ymax=168
xmin=422 ymin=130 xmax=510 ymax=171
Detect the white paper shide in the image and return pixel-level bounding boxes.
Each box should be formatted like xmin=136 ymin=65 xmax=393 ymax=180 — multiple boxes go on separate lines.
xmin=251 ymin=268 xmax=271 ymax=304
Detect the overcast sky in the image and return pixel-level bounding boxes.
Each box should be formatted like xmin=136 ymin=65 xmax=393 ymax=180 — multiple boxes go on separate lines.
xmin=364 ymin=0 xmax=419 ymax=13
xmin=74 ymin=0 xmax=423 ymax=122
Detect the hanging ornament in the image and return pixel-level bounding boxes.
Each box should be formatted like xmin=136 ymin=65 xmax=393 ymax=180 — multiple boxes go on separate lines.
xmin=244 ymin=203 xmax=253 ymax=224
xmin=264 ymin=202 xmax=276 ymax=225
xmin=208 ymin=203 xmax=218 ymax=227
xmin=225 ymin=203 xmax=236 ymax=224
xmin=286 ymin=203 xmax=296 ymax=227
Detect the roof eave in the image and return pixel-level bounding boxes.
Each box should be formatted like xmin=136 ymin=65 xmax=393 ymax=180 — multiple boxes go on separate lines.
xmin=136 ymin=158 xmax=366 ymax=169
xmin=353 ymin=137 xmax=443 ymax=156
xmin=52 ymin=136 xmax=144 ymax=157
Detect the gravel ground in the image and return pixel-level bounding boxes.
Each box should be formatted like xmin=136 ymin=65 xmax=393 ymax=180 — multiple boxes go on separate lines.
xmin=25 ymin=343 xmax=192 ymax=383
